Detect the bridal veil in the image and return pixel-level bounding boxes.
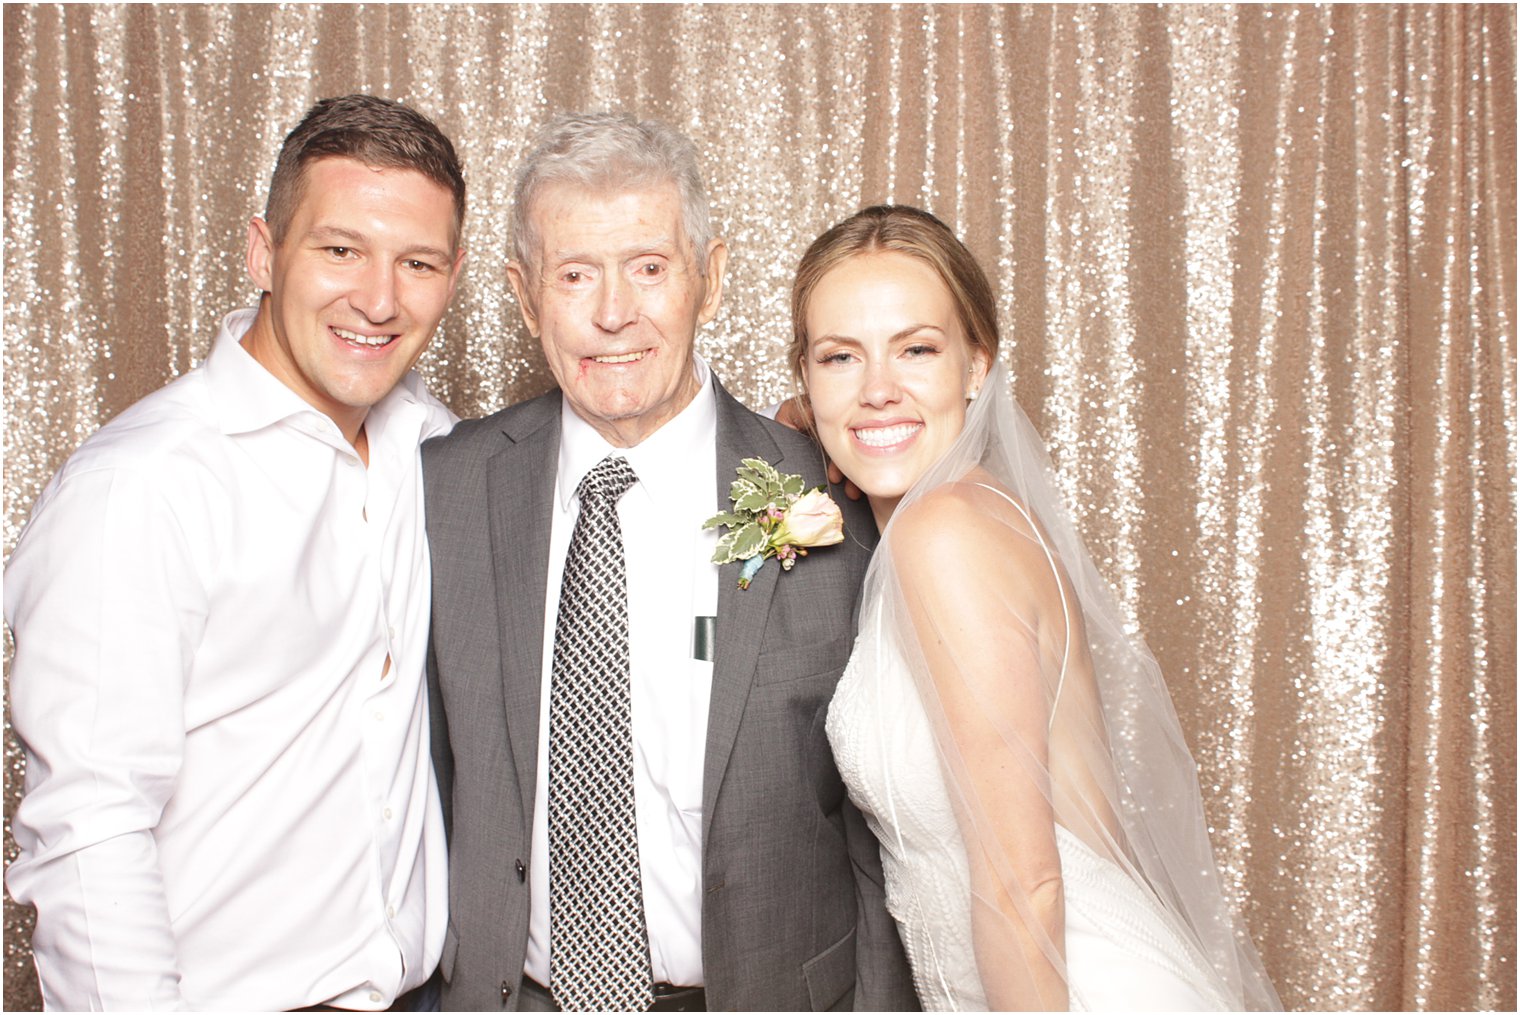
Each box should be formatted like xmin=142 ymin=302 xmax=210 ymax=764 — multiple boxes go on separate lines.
xmin=854 ymin=361 xmax=1280 ymax=1010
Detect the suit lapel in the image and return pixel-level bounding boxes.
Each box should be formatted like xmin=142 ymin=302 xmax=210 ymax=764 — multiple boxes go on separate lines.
xmin=486 ymin=395 xmax=562 ymax=826
xmin=702 ymin=383 xmax=786 ymax=834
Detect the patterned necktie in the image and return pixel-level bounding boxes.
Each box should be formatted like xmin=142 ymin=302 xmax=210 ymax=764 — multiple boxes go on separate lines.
xmin=548 ymin=455 xmax=654 ymax=1012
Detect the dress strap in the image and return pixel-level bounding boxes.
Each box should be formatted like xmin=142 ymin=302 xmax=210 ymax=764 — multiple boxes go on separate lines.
xmin=972 ymin=482 xmax=1073 ymax=726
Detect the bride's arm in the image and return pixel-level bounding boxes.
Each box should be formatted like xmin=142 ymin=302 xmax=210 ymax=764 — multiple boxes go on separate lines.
xmin=890 ymin=483 xmax=1071 ymax=1011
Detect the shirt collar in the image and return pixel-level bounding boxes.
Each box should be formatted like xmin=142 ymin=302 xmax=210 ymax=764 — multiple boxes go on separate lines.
xmin=204 ymin=306 xmax=451 ymax=446
xmin=205 ymin=308 xmax=319 ymax=437
xmin=557 ymin=355 xmax=716 ymax=511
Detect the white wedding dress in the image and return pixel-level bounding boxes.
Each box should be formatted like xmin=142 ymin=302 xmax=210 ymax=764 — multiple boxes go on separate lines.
xmin=824 ymin=363 xmax=1278 ymax=1012
xmin=829 ymin=591 xmax=1236 ymax=1011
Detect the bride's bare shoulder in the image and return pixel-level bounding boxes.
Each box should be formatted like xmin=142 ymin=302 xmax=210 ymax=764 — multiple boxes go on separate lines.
xmin=887 ymin=474 xmax=1049 ymax=589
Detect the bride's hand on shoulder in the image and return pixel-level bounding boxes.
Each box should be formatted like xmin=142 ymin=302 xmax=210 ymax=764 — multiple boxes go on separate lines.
xmin=774 ymin=394 xmax=862 ymax=501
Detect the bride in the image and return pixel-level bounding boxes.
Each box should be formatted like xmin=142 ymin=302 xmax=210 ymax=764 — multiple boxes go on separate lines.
xmin=790 ymin=205 xmax=1280 ymax=1011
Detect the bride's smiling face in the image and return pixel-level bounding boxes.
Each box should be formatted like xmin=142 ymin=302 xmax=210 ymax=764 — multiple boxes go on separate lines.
xmin=804 ymin=251 xmax=988 ymax=526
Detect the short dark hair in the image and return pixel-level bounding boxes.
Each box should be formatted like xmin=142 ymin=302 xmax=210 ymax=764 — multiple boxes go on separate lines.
xmin=263 ymin=94 xmax=466 ymax=247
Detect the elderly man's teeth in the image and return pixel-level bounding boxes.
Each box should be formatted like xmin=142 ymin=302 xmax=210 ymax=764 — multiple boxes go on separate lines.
xmin=334 ymin=327 xmax=393 ymax=347
xmin=854 ymin=423 xmax=922 ymax=447
xmin=593 ymin=351 xmax=646 ymax=364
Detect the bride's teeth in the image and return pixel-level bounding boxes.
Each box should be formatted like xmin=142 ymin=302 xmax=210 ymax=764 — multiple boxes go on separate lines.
xmin=334 ymin=327 xmax=393 ymax=347
xmin=593 ymin=351 xmax=645 ymax=364
xmin=854 ymin=423 xmax=922 ymax=447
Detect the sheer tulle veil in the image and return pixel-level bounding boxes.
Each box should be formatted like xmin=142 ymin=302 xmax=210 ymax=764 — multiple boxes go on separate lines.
xmin=855 ymin=360 xmax=1280 ymax=1009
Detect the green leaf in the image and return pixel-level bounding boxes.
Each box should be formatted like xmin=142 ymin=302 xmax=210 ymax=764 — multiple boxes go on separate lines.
xmin=740 ymin=457 xmax=777 ymax=479
xmin=780 ymin=472 xmax=806 ymax=498
xmin=711 ymin=529 xmax=741 ymax=564
xmin=737 ymin=458 xmax=783 ymax=496
xmin=711 ymin=520 xmax=764 ymax=564
xmin=730 ymin=476 xmax=763 ymax=504
xmin=702 ymin=511 xmax=749 ymax=530
xmin=730 ymin=520 xmax=767 ymax=559
xmin=733 ymin=489 xmax=772 ymax=512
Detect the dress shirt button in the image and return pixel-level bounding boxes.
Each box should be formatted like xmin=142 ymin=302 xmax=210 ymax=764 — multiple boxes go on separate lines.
xmin=373 ymin=710 xmax=384 ymax=722
xmin=383 ymin=807 xmax=393 ymax=820
xmin=369 ymin=991 xmax=382 ymax=1003
xmin=515 ymin=859 xmax=526 ymax=882
xmin=388 ymin=625 xmax=397 ymax=640
xmin=387 ymin=905 xmax=396 ymax=919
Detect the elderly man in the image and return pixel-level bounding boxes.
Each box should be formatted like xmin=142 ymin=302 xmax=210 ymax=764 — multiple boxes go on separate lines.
xmin=6 ymin=94 xmax=466 ymax=1010
xmin=423 ymin=113 xmax=915 ymax=1011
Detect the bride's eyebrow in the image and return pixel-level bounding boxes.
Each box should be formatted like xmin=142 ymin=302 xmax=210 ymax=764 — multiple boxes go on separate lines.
xmin=811 ymin=333 xmax=860 ymax=346
xmin=812 ymin=324 xmax=945 ymax=348
xmin=891 ymin=324 xmax=946 ymax=341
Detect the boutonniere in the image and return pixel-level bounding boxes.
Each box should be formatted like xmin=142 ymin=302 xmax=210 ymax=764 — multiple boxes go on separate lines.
xmin=703 ymin=458 xmax=846 ymax=589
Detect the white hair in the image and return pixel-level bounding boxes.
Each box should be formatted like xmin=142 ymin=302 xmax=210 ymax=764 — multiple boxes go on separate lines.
xmin=510 ymin=111 xmax=715 ymax=273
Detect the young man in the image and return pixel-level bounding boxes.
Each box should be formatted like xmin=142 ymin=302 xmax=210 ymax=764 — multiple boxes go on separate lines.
xmin=5 ymin=94 xmax=466 ymax=1011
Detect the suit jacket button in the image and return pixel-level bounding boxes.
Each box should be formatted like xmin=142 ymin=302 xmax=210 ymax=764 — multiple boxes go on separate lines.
xmin=501 ymin=980 xmax=512 ymax=1000
xmin=516 ymin=859 xmax=526 ymax=882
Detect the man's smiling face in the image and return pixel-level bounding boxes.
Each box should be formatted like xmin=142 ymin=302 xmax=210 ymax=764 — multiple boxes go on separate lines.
xmin=508 ymin=181 xmax=726 ymax=448
xmin=243 ymin=156 xmax=464 ymax=442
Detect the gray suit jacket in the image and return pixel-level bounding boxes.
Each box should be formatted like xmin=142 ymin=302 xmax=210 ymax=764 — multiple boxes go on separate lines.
xmin=422 ymin=379 xmax=917 ymax=1011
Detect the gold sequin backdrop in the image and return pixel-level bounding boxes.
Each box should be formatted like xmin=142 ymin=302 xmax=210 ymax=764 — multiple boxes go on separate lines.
xmin=1 ymin=3 xmax=1514 ymax=1011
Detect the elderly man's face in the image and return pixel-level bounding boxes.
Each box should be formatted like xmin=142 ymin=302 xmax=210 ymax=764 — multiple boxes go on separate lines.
xmin=508 ymin=182 xmax=727 ymax=448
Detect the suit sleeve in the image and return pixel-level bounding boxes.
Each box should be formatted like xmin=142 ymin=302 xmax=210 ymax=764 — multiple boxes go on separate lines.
xmin=5 ymin=464 xmax=205 ymax=1010
xmin=421 ymin=436 xmax=456 ymax=842
xmin=426 ymin=634 xmax=455 ymax=840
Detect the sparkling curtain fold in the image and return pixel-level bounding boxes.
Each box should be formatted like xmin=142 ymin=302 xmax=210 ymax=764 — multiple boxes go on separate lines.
xmin=3 ymin=5 xmax=1514 ymax=1011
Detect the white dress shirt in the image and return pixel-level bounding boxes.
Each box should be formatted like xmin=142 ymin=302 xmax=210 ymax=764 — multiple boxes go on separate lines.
xmin=5 ymin=308 xmax=454 ymax=1011
xmin=524 ymin=359 xmax=721 ymax=988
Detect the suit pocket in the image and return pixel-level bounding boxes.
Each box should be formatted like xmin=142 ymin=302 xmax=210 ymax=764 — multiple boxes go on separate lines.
xmin=755 ymin=639 xmax=850 ymax=686
xmin=802 ymin=925 xmax=857 ymax=1011
xmin=440 ymin=920 xmax=459 ymax=983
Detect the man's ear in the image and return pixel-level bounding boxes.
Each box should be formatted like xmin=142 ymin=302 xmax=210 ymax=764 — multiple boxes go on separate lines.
xmin=247 ymin=216 xmax=275 ymax=292
xmin=505 ymin=260 xmax=540 ymax=338
xmin=697 ymin=239 xmax=729 ymax=326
